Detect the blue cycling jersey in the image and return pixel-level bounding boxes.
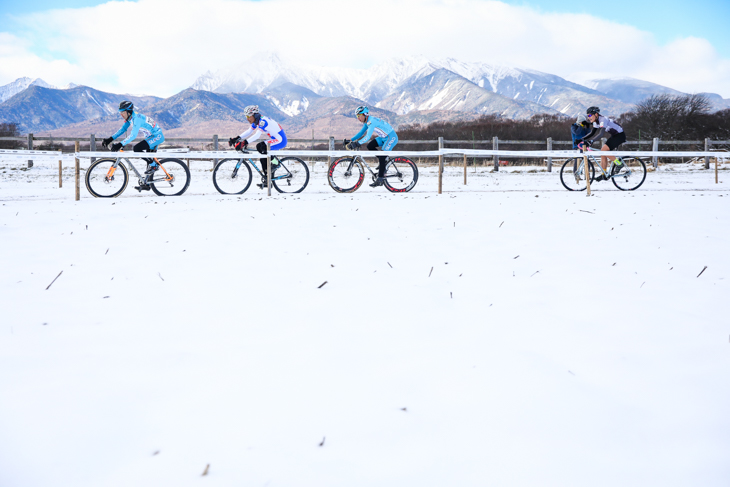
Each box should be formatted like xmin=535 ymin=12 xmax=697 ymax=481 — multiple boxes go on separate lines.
xmin=112 ymin=112 xmax=164 ymax=147
xmin=352 ymin=116 xmax=395 ymax=145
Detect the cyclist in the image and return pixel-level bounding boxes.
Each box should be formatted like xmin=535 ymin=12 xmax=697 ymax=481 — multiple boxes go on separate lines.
xmin=228 ymin=105 xmax=287 ymax=181
xmin=578 ymin=106 xmax=627 ymax=181
xmin=343 ymin=106 xmax=398 ymax=187
xmin=102 ymin=101 xmax=165 ymax=191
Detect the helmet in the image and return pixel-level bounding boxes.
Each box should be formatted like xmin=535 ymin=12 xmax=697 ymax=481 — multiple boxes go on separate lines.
xmin=586 ymin=106 xmax=600 ymax=116
xmin=575 ymin=114 xmax=587 ymax=125
xmin=118 ymin=100 xmax=134 ymax=114
xmin=243 ymin=105 xmax=260 ymax=117
xmin=355 ymin=106 xmax=369 ymax=117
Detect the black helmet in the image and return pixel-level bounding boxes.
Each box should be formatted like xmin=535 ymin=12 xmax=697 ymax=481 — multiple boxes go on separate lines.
xmin=586 ymin=106 xmax=600 ymax=116
xmin=118 ymin=100 xmax=134 ymax=114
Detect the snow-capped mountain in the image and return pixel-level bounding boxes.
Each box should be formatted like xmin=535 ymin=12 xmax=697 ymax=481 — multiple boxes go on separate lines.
xmin=0 ymin=77 xmax=55 ymax=104
xmin=580 ymin=78 xmax=685 ymax=105
xmin=190 ymin=53 xmax=634 ymax=118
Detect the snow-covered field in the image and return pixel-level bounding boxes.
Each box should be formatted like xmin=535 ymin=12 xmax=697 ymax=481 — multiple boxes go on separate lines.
xmin=1 ymin=160 xmax=729 ymax=487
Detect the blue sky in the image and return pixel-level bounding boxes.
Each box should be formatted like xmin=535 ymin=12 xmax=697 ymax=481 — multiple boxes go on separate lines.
xmin=4 ymin=0 xmax=727 ymax=56
xmin=0 ymin=0 xmax=728 ymax=97
xmin=501 ymin=0 xmax=730 ymax=57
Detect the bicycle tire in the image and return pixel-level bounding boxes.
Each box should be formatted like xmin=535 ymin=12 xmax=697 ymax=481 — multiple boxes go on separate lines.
xmin=213 ymin=158 xmax=254 ymax=194
xmin=383 ymin=157 xmax=418 ymax=193
xmin=611 ymin=157 xmax=647 ymax=191
xmin=272 ymin=157 xmax=309 ymax=194
xmin=327 ymin=157 xmax=365 ymax=193
xmin=85 ymin=158 xmax=129 ymax=198
xmin=150 ymin=159 xmax=191 ymax=196
xmin=560 ymin=157 xmax=595 ymax=191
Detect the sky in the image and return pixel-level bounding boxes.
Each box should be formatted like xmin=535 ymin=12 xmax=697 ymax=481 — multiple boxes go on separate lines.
xmin=0 ymin=0 xmax=728 ymax=98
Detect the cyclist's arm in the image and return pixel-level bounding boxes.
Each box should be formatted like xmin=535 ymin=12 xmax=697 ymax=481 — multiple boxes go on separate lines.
xmin=351 ymin=125 xmax=367 ymax=143
xmin=112 ymin=120 xmax=130 ymax=141
xmin=580 ymin=126 xmax=599 ymax=144
xmin=238 ymin=124 xmax=257 ymax=142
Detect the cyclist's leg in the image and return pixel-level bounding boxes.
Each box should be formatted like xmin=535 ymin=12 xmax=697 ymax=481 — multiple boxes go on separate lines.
xmin=601 ymin=132 xmax=626 ymax=169
xmin=366 ymin=139 xmax=386 ymax=177
xmin=378 ymin=132 xmax=398 ymax=176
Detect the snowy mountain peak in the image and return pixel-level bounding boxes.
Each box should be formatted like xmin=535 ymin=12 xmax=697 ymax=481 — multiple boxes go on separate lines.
xmin=0 ymin=77 xmax=55 ymax=103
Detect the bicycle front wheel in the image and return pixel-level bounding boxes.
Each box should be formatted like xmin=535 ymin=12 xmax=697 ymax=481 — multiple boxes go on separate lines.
xmin=213 ymin=158 xmax=253 ymax=194
xmin=150 ymin=159 xmax=191 ymax=196
xmin=560 ymin=157 xmax=595 ymax=191
xmin=85 ymin=158 xmax=129 ymax=198
xmin=611 ymin=157 xmax=647 ymax=191
xmin=328 ymin=157 xmax=365 ymax=193
xmin=272 ymin=157 xmax=309 ymax=193
xmin=384 ymin=157 xmax=418 ymax=193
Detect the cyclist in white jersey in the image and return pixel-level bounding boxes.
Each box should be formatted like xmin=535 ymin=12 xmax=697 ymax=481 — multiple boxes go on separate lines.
xmin=579 ymin=106 xmax=627 ymax=181
xmin=228 ymin=105 xmax=287 ymax=177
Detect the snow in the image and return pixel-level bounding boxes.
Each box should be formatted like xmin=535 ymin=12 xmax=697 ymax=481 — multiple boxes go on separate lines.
xmin=1 ymin=160 xmax=730 ymax=487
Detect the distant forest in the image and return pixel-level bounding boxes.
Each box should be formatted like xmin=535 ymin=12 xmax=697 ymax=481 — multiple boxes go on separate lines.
xmin=398 ymin=94 xmax=730 ymax=150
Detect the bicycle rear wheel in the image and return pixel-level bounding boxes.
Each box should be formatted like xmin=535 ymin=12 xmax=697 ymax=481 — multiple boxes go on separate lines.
xmin=611 ymin=157 xmax=647 ymax=191
xmin=150 ymin=159 xmax=191 ymax=196
xmin=383 ymin=157 xmax=418 ymax=192
xmin=85 ymin=158 xmax=129 ymax=198
xmin=272 ymin=157 xmax=309 ymax=193
xmin=560 ymin=157 xmax=595 ymax=191
xmin=213 ymin=158 xmax=253 ymax=194
xmin=328 ymin=157 xmax=365 ymax=193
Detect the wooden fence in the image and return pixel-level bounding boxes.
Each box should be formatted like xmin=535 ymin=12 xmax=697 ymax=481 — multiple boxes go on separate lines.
xmin=1 ymin=134 xmax=728 ymax=172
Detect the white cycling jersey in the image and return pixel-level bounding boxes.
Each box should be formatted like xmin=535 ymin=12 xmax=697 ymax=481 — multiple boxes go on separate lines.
xmin=238 ymin=116 xmax=284 ymax=145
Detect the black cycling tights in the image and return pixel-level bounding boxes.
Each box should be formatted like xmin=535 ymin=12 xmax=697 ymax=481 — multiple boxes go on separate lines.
xmin=367 ymin=139 xmax=387 ymax=177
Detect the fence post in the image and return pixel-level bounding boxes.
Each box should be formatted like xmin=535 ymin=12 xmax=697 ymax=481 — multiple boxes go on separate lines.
xmin=463 ymin=153 xmax=467 ymax=185
xmin=27 ymin=133 xmax=33 ymax=168
xmin=438 ymin=137 xmax=444 ymax=194
xmin=585 ymin=151 xmax=591 ymax=197
xmin=492 ymin=136 xmax=499 ymax=171
xmin=58 ymin=149 xmax=62 ymax=188
xmin=90 ymin=134 xmax=96 ymax=165
xmin=74 ymin=141 xmax=80 ymax=201
xmin=328 ymin=136 xmax=335 ymax=168
xmin=213 ymin=134 xmax=219 ymax=171
xmin=704 ymin=138 xmax=710 ymax=170
xmin=652 ymin=138 xmax=659 ymax=168
xmin=547 ymin=137 xmax=553 ymax=172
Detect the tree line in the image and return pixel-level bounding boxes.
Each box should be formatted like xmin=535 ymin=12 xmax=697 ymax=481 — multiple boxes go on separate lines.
xmin=398 ymin=94 xmax=730 ymax=150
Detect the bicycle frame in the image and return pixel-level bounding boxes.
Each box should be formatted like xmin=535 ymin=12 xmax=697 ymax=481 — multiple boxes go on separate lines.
xmin=579 ymin=150 xmax=632 ymax=179
xmin=233 ymin=152 xmax=292 ymax=182
xmin=345 ymin=154 xmax=394 ymax=180
xmin=105 ymin=153 xmax=174 ymax=184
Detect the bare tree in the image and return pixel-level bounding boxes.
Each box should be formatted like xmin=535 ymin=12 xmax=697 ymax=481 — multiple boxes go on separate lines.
xmin=0 ymin=122 xmax=22 ymax=149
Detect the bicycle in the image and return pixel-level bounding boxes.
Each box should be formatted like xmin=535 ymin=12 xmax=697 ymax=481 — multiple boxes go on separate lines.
xmin=212 ymin=150 xmax=309 ymax=194
xmin=327 ymin=148 xmax=418 ymax=193
xmin=85 ymin=149 xmax=191 ymax=198
xmin=559 ymin=146 xmax=647 ymax=191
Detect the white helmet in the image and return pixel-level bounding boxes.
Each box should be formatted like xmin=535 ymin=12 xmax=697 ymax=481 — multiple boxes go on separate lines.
xmin=244 ymin=105 xmax=260 ymax=117
xmin=575 ymin=114 xmax=587 ymax=124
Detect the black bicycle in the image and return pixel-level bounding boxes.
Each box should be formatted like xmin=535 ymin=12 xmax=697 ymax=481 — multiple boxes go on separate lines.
xmin=327 ymin=149 xmax=418 ymax=193
xmin=212 ymin=151 xmax=309 ymax=194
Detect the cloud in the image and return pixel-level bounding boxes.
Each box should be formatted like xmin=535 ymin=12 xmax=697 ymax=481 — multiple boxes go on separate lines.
xmin=0 ymin=0 xmax=728 ymax=98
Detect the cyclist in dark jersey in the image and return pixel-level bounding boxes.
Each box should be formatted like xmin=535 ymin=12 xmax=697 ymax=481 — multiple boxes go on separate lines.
xmin=579 ymin=106 xmax=627 ymax=181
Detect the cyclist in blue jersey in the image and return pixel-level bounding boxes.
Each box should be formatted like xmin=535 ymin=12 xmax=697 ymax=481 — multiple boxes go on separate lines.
xmin=343 ymin=106 xmax=398 ymax=187
xmin=228 ymin=105 xmax=287 ymax=179
xmin=102 ymin=101 xmax=165 ymax=191
xmin=578 ymin=106 xmax=627 ymax=181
